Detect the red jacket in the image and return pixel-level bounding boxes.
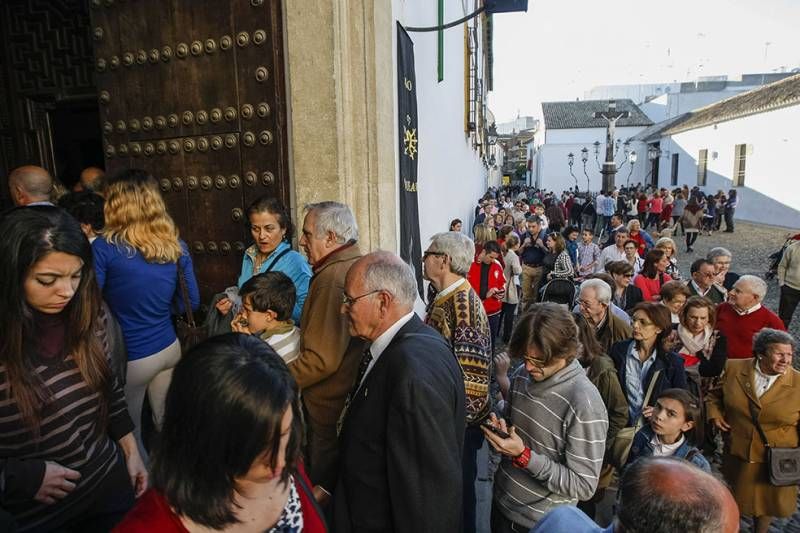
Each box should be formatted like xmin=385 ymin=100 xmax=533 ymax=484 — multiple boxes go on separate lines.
xmin=715 ymin=303 xmax=786 ymax=359
xmin=467 ymin=260 xmax=506 ymax=316
xmin=113 ymin=464 xmax=326 ymax=533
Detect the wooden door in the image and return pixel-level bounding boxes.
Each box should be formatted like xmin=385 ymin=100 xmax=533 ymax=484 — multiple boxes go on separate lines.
xmin=89 ymin=0 xmax=289 ymax=302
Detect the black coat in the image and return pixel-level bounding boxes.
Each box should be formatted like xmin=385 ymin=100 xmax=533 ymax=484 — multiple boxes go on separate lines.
xmin=332 ymin=315 xmax=466 ymax=533
xmin=609 ymin=339 xmax=688 ymax=422
xmin=616 ymin=285 xmax=644 ymax=312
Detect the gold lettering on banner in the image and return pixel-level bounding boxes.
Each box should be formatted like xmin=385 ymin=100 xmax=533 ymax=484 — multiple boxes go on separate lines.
xmin=403 ymin=126 xmax=418 ymax=160
xmin=402 ymin=179 xmax=417 ymax=193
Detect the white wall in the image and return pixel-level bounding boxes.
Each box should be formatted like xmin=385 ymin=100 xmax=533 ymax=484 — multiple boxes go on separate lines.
xmin=659 ymin=105 xmax=800 ymax=228
xmin=394 ymin=0 xmax=488 ymax=241
xmin=534 ymin=126 xmax=649 ymax=193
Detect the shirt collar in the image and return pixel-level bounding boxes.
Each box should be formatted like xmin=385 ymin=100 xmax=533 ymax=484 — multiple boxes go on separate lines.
xmin=369 ymin=311 xmax=415 ymax=360
xmin=734 ymin=302 xmax=762 ymax=315
xmin=436 ymin=277 xmax=467 ymax=300
xmin=691 ymin=280 xmax=710 ymax=296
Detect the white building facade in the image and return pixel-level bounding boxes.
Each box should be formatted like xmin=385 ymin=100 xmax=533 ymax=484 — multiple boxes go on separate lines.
xmin=531 ymin=100 xmax=653 ymax=193
xmin=647 ymin=74 xmax=800 ymax=228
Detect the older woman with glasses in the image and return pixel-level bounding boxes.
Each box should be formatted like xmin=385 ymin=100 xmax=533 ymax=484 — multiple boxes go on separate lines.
xmin=707 ymin=329 xmax=800 ymax=533
xmin=623 ymin=239 xmax=644 ymax=275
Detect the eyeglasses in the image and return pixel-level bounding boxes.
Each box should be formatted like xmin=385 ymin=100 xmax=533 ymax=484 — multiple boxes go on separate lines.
xmin=423 ymin=251 xmax=446 ymax=260
xmin=524 ymin=356 xmax=548 ymax=369
xmin=342 ymin=289 xmax=382 ymax=306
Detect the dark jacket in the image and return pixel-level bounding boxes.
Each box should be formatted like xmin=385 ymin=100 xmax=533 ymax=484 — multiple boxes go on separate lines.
xmin=333 ymin=315 xmax=466 ymax=533
xmin=584 ymin=355 xmax=628 ymax=452
xmin=614 ymin=285 xmax=643 ymax=313
xmin=609 ymin=339 xmax=688 ymax=421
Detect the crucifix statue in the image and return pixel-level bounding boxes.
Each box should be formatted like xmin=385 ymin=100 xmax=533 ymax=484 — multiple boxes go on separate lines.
xmin=593 ymin=100 xmax=629 ymax=192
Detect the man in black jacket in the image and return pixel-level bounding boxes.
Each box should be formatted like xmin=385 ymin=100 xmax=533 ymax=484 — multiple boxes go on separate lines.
xmin=334 ymin=251 xmax=466 ymax=532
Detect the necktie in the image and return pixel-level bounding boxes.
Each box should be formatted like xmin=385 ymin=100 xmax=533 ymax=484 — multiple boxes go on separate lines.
xmin=353 ymin=348 xmax=374 ymax=392
xmin=337 ymin=348 xmax=373 ymax=436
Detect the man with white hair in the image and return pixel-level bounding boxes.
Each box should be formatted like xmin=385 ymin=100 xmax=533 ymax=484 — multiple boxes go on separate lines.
xmin=8 ymin=165 xmax=54 ymax=206
xmin=334 ymin=251 xmax=465 ymax=532
xmin=290 ymin=201 xmax=366 ymax=499
xmin=423 ymin=231 xmax=493 ymax=533
xmin=716 ymin=275 xmax=786 ymax=359
xmin=577 ymin=278 xmax=632 ymax=354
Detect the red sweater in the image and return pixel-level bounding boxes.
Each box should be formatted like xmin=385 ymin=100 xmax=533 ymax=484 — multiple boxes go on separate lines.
xmin=113 ymin=465 xmax=325 ymax=533
xmin=633 ymin=272 xmax=672 ymax=302
xmin=467 ymin=260 xmax=506 ymax=316
xmin=715 ymin=303 xmax=786 ymax=359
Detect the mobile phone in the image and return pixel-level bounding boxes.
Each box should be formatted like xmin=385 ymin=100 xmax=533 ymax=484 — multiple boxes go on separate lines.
xmin=481 ymin=420 xmax=510 ymax=439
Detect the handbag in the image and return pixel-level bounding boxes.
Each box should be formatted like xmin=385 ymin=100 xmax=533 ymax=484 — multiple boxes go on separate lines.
xmin=610 ymin=370 xmax=661 ymax=469
xmin=175 ymin=260 xmax=207 ymax=355
xmin=748 ymin=401 xmax=800 ymax=486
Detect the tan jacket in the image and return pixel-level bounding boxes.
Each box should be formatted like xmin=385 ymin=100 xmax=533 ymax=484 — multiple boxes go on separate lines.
xmin=706 ymin=358 xmax=800 ymax=462
xmin=289 ymin=244 xmax=366 ymax=426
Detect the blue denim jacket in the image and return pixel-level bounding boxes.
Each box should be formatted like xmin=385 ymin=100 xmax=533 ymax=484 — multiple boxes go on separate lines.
xmin=626 ymin=425 xmax=710 ymax=472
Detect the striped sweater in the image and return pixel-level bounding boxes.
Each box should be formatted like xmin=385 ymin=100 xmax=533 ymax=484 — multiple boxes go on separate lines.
xmin=0 ymin=314 xmax=134 ymax=531
xmin=258 ymin=324 xmax=302 ymax=364
xmin=494 ymin=359 xmax=608 ymax=528
xmin=425 ymin=279 xmax=492 ymax=424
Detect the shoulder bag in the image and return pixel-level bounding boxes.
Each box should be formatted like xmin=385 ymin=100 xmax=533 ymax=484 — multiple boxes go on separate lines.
xmin=748 ymin=401 xmax=800 ymax=486
xmin=610 ymin=369 xmax=661 ymax=469
xmin=175 ymin=260 xmax=207 ymax=355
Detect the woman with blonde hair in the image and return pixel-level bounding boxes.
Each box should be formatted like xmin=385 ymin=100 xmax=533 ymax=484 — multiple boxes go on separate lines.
xmin=654 ymin=236 xmax=681 ymax=281
xmin=92 ymin=168 xmax=200 ymax=457
xmin=472 ymin=223 xmax=496 ymax=257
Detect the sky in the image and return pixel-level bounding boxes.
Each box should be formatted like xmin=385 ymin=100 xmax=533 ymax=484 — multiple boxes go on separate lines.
xmin=487 ymin=0 xmax=800 ymax=123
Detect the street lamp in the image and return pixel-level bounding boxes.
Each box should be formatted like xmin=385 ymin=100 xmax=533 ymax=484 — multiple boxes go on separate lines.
xmin=581 ymin=147 xmax=590 ymax=192
xmin=567 ymin=152 xmax=579 ymax=191
xmin=593 ymin=140 xmax=602 ymax=170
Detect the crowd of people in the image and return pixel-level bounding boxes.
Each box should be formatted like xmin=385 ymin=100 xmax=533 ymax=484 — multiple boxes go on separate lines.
xmin=0 ymin=166 xmax=797 ymax=533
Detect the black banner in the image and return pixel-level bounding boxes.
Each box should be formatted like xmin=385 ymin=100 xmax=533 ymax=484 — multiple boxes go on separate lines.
xmin=397 ymin=23 xmax=423 ymax=297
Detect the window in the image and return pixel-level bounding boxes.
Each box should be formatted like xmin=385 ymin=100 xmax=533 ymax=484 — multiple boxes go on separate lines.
xmin=697 ymin=149 xmax=708 ymax=186
xmin=733 ymin=144 xmax=747 ymax=187
xmin=670 ymin=153 xmax=679 ymax=186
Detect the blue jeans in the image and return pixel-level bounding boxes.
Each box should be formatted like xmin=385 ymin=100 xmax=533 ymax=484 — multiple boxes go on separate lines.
xmin=488 ymin=312 xmax=501 ymax=355
xmin=463 ymin=426 xmax=494 ymax=533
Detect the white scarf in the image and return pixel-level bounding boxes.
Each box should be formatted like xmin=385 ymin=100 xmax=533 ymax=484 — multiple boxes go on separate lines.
xmin=677 ymin=324 xmax=714 ymax=355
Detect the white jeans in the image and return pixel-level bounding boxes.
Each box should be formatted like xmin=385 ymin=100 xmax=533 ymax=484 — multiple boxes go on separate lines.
xmin=124 ymin=338 xmax=181 ymax=459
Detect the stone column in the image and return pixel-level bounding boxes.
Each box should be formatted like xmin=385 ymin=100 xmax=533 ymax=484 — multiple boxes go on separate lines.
xmin=283 ymin=0 xmax=397 ymax=252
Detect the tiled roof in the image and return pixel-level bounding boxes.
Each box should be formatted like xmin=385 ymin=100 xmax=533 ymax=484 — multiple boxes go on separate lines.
xmin=542 ymin=99 xmax=653 ymax=130
xmin=630 ymin=113 xmax=692 ymax=143
xmin=662 ymin=73 xmax=800 ymax=135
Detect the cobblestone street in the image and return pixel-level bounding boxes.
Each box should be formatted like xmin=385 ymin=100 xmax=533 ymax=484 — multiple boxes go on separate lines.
xmin=670 ymin=219 xmax=800 ymax=532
